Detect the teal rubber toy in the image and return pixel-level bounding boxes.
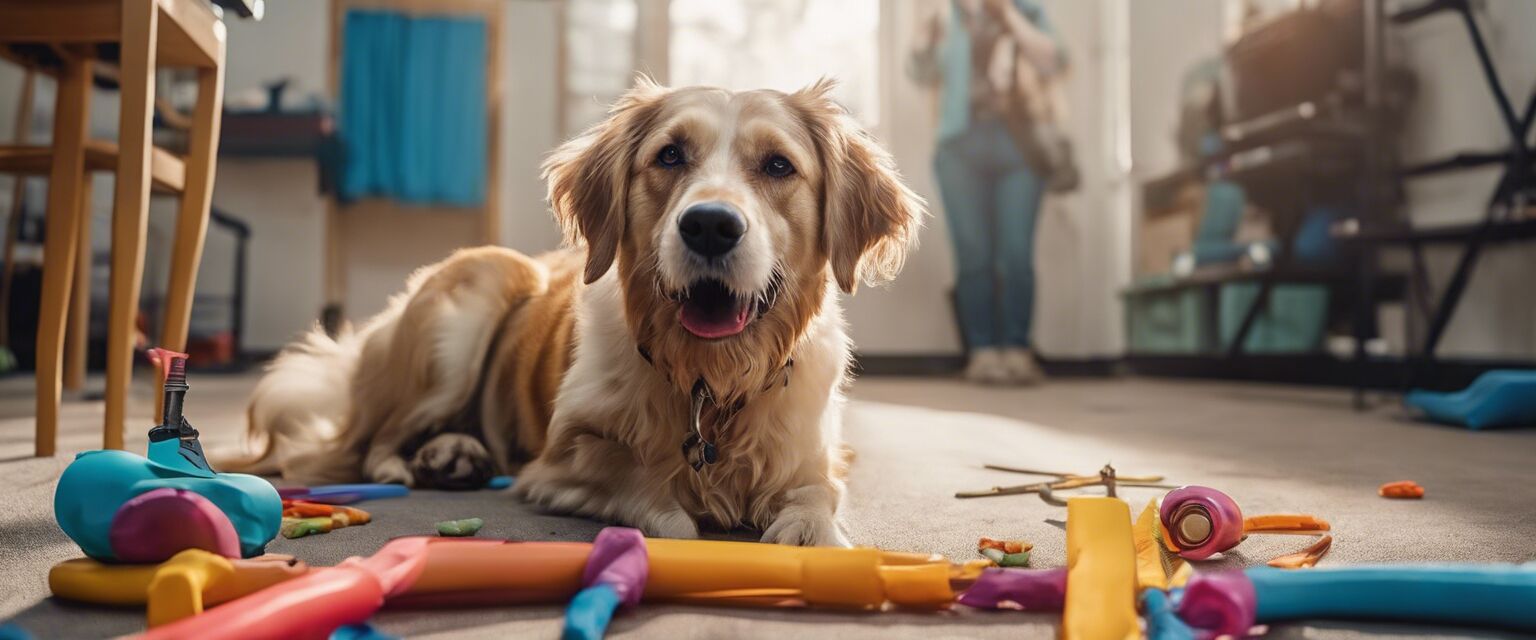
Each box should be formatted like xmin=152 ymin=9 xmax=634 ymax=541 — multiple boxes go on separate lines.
xmin=54 ymin=449 xmax=281 ymax=560
xmin=1405 ymin=369 xmax=1536 ymax=430
xmin=52 ymin=349 xmax=281 ymax=561
xmin=1248 ymin=563 xmax=1536 ymax=631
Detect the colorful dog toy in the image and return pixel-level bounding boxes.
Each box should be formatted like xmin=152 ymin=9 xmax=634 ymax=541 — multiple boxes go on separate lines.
xmin=1177 ymin=563 xmax=1536 ymax=636
xmin=123 ymin=529 xmax=972 ymax=639
xmin=280 ymin=500 xmax=372 ymax=539
xmin=1378 ymin=480 xmax=1426 ymax=499
xmin=49 ymin=550 xmax=308 ymax=628
xmin=1158 ymin=485 xmax=1330 ymax=563
xmin=435 ymin=518 xmax=484 ymax=537
xmin=277 ymin=484 xmax=409 ymax=506
xmin=53 ymin=350 xmax=281 ymax=562
xmin=976 ymin=537 xmax=1032 ymax=567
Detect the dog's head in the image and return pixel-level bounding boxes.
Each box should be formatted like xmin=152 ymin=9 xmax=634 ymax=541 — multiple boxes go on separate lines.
xmin=545 ymin=78 xmax=924 ymax=401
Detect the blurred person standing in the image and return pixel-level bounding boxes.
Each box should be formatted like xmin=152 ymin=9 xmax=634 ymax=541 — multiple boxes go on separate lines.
xmin=909 ymin=0 xmax=1074 ymax=385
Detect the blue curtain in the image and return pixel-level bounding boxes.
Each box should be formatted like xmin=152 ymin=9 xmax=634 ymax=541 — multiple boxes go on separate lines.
xmin=339 ymin=10 xmax=487 ymax=206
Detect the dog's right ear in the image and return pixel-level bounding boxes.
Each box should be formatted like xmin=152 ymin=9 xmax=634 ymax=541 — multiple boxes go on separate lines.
xmin=544 ymin=78 xmax=668 ymax=284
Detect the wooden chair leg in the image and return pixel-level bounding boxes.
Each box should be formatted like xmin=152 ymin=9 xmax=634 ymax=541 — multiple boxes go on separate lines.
xmin=34 ymin=58 xmax=93 ymax=457
xmin=104 ymin=0 xmax=159 ymax=451
xmin=155 ymin=60 xmax=224 ymax=421
xmin=64 ymin=177 xmax=94 ymax=392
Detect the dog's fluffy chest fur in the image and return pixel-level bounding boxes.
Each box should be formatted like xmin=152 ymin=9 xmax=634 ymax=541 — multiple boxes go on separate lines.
xmin=521 ymin=273 xmax=852 ymax=532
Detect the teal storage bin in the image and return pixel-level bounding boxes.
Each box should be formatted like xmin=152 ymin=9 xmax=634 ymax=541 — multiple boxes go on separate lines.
xmin=1218 ymin=283 xmax=1328 ymax=353
xmin=1126 ymin=284 xmax=1213 ymax=354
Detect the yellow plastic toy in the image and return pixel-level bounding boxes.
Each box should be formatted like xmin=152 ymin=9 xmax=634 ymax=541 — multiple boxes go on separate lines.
xmin=644 ymin=538 xmax=962 ymax=609
xmin=1063 ymin=496 xmax=1142 ymax=640
xmin=1134 ymin=500 xmax=1191 ymax=591
xmin=49 ymin=549 xmax=308 ymax=627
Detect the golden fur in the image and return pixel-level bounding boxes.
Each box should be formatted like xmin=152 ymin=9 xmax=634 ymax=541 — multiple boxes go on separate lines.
xmin=232 ymin=79 xmax=924 ymax=545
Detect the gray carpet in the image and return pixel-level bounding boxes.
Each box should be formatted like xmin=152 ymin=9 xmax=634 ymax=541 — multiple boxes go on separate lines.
xmin=2 ymin=373 xmax=1533 ymax=638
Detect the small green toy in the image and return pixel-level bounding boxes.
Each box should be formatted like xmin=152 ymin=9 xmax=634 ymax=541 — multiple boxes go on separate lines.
xmin=436 ymin=518 xmax=484 ymax=537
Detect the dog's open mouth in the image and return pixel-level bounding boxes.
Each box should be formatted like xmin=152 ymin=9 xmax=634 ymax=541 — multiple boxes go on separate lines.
xmin=675 ymin=278 xmax=778 ymax=340
xmin=677 ymin=279 xmax=753 ymax=339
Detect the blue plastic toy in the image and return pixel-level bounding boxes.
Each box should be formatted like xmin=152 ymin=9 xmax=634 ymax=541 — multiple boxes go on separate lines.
xmin=54 ymin=350 xmax=281 ymax=562
xmin=1177 ymin=563 xmax=1536 ymax=636
xmin=278 ymin=483 xmax=410 ymax=505
xmin=1405 ymin=369 xmax=1536 ymax=430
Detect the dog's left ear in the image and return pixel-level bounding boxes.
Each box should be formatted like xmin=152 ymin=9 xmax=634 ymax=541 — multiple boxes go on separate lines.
xmin=544 ymin=78 xmax=668 ymax=284
xmin=791 ymin=79 xmax=926 ymax=294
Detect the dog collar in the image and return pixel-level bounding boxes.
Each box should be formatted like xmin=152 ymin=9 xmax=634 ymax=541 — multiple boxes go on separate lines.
xmin=637 ymin=345 xmax=792 ymax=472
xmin=682 ymin=379 xmax=718 ymax=471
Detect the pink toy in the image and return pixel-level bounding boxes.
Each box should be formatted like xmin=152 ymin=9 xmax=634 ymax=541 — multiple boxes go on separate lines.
xmin=955 ymin=567 xmax=1066 ymax=611
xmin=133 ymin=537 xmax=431 ymax=640
xmin=109 ymin=488 xmax=242 ymax=563
xmin=1159 ymin=485 xmax=1245 ymax=560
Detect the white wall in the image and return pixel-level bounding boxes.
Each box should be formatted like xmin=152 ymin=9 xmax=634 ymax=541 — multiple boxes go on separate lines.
xmin=500 ymin=0 xmax=565 ymax=256
xmin=1127 ymin=0 xmax=1227 ymax=182
xmin=213 ymin=3 xmax=330 ymax=350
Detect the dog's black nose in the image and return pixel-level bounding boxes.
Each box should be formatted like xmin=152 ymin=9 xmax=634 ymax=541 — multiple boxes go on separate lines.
xmin=678 ymin=203 xmax=745 ymax=258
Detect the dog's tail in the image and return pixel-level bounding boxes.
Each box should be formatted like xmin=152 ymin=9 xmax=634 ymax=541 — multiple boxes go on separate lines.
xmin=214 ymin=324 xmax=365 ymax=479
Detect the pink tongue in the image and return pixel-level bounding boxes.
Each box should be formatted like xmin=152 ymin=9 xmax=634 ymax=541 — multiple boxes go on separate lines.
xmin=680 ymin=300 xmax=751 ymax=339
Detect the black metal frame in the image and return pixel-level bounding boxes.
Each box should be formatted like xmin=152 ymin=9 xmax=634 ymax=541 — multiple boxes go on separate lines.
xmin=1342 ymin=0 xmax=1536 ymax=402
xmin=209 ymin=207 xmax=250 ymax=362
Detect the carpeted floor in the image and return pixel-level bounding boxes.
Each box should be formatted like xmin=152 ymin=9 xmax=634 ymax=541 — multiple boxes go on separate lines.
xmin=1 ymin=372 xmax=1533 ymax=638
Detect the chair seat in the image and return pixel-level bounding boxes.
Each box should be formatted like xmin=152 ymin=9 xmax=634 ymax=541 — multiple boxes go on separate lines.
xmin=0 ymin=141 xmax=185 ymax=193
xmin=0 ymin=0 xmax=224 ymax=69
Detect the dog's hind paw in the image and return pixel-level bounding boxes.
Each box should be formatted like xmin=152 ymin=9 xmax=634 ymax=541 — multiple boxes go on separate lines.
xmin=762 ymin=509 xmax=850 ymax=547
xmin=409 ymin=433 xmax=496 ymax=490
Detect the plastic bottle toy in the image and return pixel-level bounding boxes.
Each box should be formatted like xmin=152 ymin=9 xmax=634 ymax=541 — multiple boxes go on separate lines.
xmin=54 ymin=349 xmax=282 ymax=562
xmin=1158 ymin=485 xmax=1329 ymax=561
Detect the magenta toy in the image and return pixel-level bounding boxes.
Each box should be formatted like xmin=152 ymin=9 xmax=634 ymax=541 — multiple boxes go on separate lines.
xmin=1159 ymin=486 xmax=1246 ymax=560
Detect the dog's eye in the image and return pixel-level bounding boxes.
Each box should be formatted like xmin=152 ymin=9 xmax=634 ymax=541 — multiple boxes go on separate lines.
xmin=656 ymin=144 xmax=685 ymax=168
xmin=763 ymin=155 xmax=795 ymax=178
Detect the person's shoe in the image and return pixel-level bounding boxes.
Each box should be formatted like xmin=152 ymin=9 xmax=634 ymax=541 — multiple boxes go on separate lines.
xmin=963 ymin=348 xmax=1011 ymax=385
xmin=1003 ymin=348 xmax=1045 ymax=385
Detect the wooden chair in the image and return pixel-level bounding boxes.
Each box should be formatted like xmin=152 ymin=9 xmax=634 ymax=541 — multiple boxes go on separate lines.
xmin=0 ymin=0 xmax=226 ymax=456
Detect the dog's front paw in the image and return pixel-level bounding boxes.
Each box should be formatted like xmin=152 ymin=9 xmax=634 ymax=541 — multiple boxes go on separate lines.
xmin=762 ymin=508 xmax=850 ymax=547
xmin=369 ymin=456 xmax=415 ymax=486
xmin=409 ymin=433 xmax=495 ymax=490
xmin=642 ymin=509 xmax=700 ymax=540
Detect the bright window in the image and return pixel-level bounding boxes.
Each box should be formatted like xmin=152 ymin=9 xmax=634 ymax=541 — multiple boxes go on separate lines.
xmin=669 ymin=0 xmax=881 ymax=126
xmin=563 ymin=0 xmax=638 ymax=137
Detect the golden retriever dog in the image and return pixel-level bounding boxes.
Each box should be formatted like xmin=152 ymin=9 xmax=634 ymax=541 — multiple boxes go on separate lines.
xmin=232 ymin=79 xmax=924 ymax=546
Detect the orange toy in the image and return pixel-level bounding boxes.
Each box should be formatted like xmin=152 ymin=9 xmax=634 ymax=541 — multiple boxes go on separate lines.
xmin=1379 ymin=480 xmax=1426 ymax=499
xmin=396 ymin=537 xmax=964 ymax=611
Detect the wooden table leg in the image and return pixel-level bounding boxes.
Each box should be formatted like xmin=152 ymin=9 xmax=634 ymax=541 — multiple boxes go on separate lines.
xmin=64 ymin=176 xmax=94 ymax=392
xmin=155 ymin=58 xmax=224 ymax=421
xmin=33 ymin=57 xmax=93 ymax=457
xmin=104 ymin=0 xmax=159 ymax=450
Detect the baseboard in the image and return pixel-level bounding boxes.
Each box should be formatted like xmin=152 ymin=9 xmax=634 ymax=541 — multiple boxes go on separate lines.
xmin=851 ymin=353 xmax=1120 ymax=377
xmin=1125 ymin=353 xmax=1536 ymax=392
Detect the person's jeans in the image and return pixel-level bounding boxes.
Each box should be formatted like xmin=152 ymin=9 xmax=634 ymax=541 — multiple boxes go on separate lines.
xmin=934 ymin=119 xmax=1044 ymax=350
